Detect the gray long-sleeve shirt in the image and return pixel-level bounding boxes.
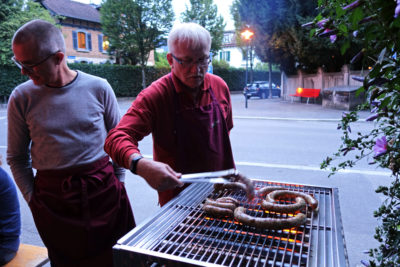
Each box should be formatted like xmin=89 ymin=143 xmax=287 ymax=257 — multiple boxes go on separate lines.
xmin=7 ymin=70 xmax=125 ymax=202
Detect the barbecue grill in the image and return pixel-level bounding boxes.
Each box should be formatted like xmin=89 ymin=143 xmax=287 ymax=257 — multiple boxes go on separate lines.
xmin=113 ymin=180 xmax=349 ymax=267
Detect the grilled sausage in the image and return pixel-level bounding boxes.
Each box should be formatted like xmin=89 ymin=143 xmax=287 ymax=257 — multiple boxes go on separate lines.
xmin=257 ymin=186 xmax=286 ymax=196
xmin=267 ymin=190 xmax=319 ymax=211
xmin=202 ymin=204 xmax=234 ymax=218
xmin=232 ymin=173 xmax=255 ymax=200
xmin=234 ymin=207 xmax=307 ymax=229
xmin=216 ymin=196 xmax=240 ymax=205
xmin=261 ymin=196 xmax=306 ymax=213
xmin=214 ymin=182 xmax=247 ymax=193
xmin=205 ymin=198 xmax=237 ymax=211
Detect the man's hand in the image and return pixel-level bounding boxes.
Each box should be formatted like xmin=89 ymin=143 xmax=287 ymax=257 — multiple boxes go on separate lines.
xmin=135 ymin=157 xmax=184 ymax=191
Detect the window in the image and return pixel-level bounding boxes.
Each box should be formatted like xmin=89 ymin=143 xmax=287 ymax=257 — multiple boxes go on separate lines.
xmin=98 ymin=34 xmax=109 ymax=53
xmin=219 ymin=51 xmax=231 ymax=62
xmin=72 ymin=30 xmax=92 ymax=51
xmin=223 ymin=33 xmax=232 ymax=44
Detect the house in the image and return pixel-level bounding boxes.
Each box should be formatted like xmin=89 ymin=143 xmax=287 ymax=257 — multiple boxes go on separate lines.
xmin=218 ymin=30 xmax=261 ymax=69
xmin=37 ymin=0 xmax=111 ymax=64
xmin=37 ymin=0 xmax=154 ymax=65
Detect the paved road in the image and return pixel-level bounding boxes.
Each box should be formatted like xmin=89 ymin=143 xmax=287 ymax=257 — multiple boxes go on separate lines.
xmin=0 ymin=94 xmax=388 ymax=267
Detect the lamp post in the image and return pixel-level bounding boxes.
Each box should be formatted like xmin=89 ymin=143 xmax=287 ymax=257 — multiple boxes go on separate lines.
xmin=241 ymin=29 xmax=254 ymax=108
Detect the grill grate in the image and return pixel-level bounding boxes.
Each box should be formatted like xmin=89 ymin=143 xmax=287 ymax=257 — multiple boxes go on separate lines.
xmin=114 ymin=180 xmax=349 ymax=267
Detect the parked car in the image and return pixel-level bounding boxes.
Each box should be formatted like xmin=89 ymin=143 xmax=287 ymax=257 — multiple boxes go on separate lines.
xmin=243 ymin=81 xmax=281 ymax=99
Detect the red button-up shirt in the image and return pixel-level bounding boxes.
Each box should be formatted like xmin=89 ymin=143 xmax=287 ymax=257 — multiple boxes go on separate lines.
xmin=104 ymin=72 xmax=233 ymax=170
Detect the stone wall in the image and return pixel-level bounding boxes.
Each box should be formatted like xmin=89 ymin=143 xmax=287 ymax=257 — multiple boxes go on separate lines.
xmin=281 ymin=65 xmax=367 ymax=100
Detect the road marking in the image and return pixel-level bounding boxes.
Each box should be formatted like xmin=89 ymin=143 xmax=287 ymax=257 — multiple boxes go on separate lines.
xmin=235 ymin=161 xmax=390 ymax=176
xmin=143 ymin=154 xmax=391 ymax=177
xmin=234 ymin=116 xmax=370 ymax=122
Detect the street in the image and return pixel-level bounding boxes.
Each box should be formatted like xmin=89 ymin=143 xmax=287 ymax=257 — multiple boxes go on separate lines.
xmin=0 ymin=94 xmax=391 ymax=267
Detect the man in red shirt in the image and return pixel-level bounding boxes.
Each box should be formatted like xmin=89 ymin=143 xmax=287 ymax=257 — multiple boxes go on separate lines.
xmin=104 ymin=22 xmax=235 ymax=206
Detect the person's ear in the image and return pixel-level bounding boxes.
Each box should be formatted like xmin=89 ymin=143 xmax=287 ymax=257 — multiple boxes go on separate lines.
xmin=54 ymin=51 xmax=64 ymax=65
xmin=166 ymin=53 xmax=173 ymax=66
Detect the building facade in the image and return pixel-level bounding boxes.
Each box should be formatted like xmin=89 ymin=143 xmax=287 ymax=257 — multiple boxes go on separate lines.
xmin=38 ymin=0 xmax=154 ymax=65
xmin=218 ymin=30 xmax=261 ymax=69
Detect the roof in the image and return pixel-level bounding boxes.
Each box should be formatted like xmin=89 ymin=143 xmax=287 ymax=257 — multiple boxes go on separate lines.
xmin=39 ymin=0 xmax=100 ymax=23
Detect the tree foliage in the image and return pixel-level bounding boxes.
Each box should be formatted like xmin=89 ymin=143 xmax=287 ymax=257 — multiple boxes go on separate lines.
xmin=180 ymin=0 xmax=225 ymax=56
xmin=100 ymin=0 xmax=174 ymax=88
xmin=231 ymin=0 xmax=360 ymax=74
xmin=0 ymin=0 xmax=54 ymax=66
xmin=312 ymin=0 xmax=400 ymax=266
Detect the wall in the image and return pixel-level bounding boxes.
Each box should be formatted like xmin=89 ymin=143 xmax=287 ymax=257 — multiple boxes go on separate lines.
xmin=281 ymin=65 xmax=367 ymax=100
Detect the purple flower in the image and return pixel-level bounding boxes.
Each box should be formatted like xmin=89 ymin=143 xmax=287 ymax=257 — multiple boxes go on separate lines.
xmin=330 ymin=34 xmax=337 ymax=43
xmin=343 ymin=0 xmax=362 ymax=11
xmin=374 ymin=136 xmax=388 ymax=158
xmin=366 ymin=113 xmax=379 ymax=121
xmin=371 ymin=100 xmax=381 ymax=107
xmin=316 ymin=19 xmax=329 ymax=28
xmin=395 ymin=4 xmax=400 ymax=18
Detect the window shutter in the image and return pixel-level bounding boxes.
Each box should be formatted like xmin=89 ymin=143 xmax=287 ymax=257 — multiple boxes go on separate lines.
xmin=72 ymin=31 xmax=78 ymax=50
xmin=227 ymin=51 xmax=230 ymax=62
xmin=98 ymin=34 xmax=103 ymax=52
xmin=219 ymin=52 xmax=222 ymax=60
xmin=87 ymin=33 xmax=92 ymax=50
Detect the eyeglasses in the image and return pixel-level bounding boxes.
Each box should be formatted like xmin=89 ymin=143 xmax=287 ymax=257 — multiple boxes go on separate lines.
xmin=12 ymin=51 xmax=60 ymax=72
xmin=171 ymin=54 xmax=211 ymax=68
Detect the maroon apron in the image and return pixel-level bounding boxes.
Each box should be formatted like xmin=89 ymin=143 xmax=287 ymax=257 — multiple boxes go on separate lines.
xmin=29 ymin=156 xmax=135 ymax=267
xmin=158 ymin=75 xmax=235 ymax=206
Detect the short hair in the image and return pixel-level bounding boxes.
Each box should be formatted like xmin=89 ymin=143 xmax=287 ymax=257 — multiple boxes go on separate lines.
xmin=167 ymin=22 xmax=211 ymax=54
xmin=12 ymin=19 xmax=65 ymax=57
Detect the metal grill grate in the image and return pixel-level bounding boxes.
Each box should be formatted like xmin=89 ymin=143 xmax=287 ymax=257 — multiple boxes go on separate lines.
xmin=114 ymin=180 xmax=349 ymax=267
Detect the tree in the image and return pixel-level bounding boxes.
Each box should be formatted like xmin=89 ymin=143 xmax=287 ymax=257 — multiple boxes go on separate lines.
xmin=180 ymin=0 xmax=225 ymax=57
xmin=311 ymin=1 xmax=400 ymax=266
xmin=231 ymin=0 xmax=360 ymax=75
xmin=100 ymin=0 xmax=174 ymax=89
xmin=0 ymin=1 xmax=54 ymax=65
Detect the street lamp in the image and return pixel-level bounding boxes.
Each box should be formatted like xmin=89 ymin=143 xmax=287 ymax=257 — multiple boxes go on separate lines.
xmin=241 ymin=28 xmax=254 ymax=108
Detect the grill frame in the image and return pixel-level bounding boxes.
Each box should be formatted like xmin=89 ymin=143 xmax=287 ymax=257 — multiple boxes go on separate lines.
xmin=114 ymin=180 xmax=349 ymax=267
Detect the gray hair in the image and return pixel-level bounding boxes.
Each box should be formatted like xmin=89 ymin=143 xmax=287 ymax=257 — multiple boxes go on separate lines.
xmin=167 ymin=22 xmax=211 ymax=54
xmin=12 ymin=19 xmax=65 ymax=57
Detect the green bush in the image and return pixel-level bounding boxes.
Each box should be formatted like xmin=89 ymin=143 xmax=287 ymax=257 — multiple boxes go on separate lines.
xmin=0 ymin=63 xmax=279 ymax=100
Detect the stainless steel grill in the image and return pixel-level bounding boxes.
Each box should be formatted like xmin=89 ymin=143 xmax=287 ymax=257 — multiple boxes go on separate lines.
xmin=113 ymin=180 xmax=349 ymax=267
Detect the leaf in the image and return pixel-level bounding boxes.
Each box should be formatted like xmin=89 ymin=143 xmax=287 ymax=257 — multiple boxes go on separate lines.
xmin=350 ymin=7 xmax=364 ymax=28
xmin=378 ymin=48 xmax=387 ymax=64
xmin=341 ymin=40 xmax=351 ymax=55
xmin=355 ymin=86 xmax=365 ymax=97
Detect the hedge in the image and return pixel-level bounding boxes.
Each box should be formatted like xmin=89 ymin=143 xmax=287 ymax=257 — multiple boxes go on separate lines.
xmin=0 ymin=63 xmax=280 ymax=101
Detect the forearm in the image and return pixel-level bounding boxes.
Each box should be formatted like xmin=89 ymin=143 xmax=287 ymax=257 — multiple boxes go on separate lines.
xmin=7 ymin=157 xmax=34 ymax=202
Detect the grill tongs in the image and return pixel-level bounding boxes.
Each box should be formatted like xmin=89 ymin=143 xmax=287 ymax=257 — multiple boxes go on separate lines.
xmin=180 ymin=168 xmax=238 ymax=183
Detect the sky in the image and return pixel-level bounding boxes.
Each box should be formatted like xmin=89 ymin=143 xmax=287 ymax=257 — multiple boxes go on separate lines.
xmin=74 ymin=0 xmax=235 ymax=30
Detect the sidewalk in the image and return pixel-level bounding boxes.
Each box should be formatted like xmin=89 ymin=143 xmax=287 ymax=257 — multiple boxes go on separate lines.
xmin=118 ymin=94 xmax=371 ymax=122
xmin=230 ymin=94 xmax=370 ymax=121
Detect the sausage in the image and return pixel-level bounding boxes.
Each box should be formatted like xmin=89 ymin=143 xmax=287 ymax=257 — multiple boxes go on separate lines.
xmin=205 ymin=198 xmax=237 ymax=211
xmin=261 ymin=196 xmax=306 ymax=213
xmin=231 ymin=173 xmax=255 ymax=200
xmin=216 ymin=196 xmax=240 ymax=205
xmin=202 ymin=204 xmax=234 ymax=218
xmin=234 ymin=207 xmax=307 ymax=229
xmin=257 ymin=186 xmax=286 ymax=196
xmin=214 ymin=182 xmax=248 ymax=192
xmin=267 ymin=190 xmax=319 ymax=211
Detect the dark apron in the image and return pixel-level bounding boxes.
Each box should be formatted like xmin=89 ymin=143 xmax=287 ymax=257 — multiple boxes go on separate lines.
xmin=29 ymin=156 xmax=135 ymax=267
xmin=158 ymin=75 xmax=235 ymax=206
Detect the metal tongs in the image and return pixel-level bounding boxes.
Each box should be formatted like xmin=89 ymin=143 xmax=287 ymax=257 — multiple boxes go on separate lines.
xmin=180 ymin=168 xmax=238 ymax=184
